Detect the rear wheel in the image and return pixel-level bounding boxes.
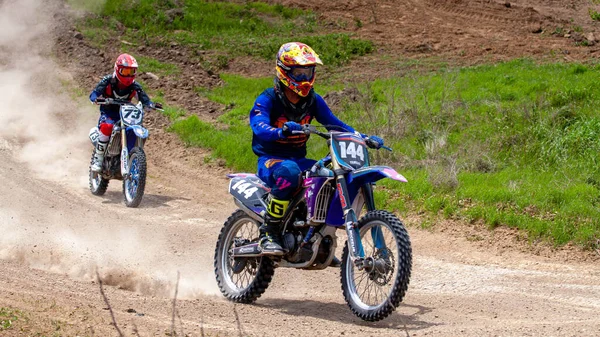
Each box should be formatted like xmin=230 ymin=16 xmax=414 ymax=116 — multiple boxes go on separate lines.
xmin=123 ymin=147 xmax=146 ymax=208
xmin=89 ymin=150 xmax=108 ymax=196
xmin=214 ymin=210 xmax=274 ymax=303
xmin=341 ymin=210 xmax=412 ymax=321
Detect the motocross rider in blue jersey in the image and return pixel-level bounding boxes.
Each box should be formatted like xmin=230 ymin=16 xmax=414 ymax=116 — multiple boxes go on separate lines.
xmin=88 ymin=53 xmax=159 ymax=172
xmin=250 ymin=42 xmax=385 ymax=256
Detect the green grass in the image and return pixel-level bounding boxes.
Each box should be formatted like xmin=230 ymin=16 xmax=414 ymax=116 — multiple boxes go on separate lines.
xmin=77 ymin=16 xmax=116 ymax=49
xmin=80 ymin=0 xmax=373 ymax=66
xmin=590 ymin=8 xmax=600 ymax=21
xmin=168 ymin=74 xmax=273 ymax=170
xmin=169 ymin=59 xmax=600 ymax=248
xmin=67 ymin=0 xmax=105 ymax=13
xmin=0 ymin=307 xmax=25 ymax=330
xmin=134 ymin=55 xmax=180 ymax=76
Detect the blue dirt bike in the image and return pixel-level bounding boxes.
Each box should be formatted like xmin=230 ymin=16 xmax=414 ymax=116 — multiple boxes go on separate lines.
xmin=214 ymin=124 xmax=412 ymax=321
xmin=88 ymin=98 xmax=161 ymax=208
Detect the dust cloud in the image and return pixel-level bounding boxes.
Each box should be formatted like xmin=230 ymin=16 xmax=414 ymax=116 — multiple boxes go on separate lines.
xmin=0 ymin=0 xmax=219 ymax=298
xmin=0 ymin=0 xmax=94 ymax=185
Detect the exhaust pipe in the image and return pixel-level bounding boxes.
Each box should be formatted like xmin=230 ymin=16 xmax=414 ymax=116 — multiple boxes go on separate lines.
xmin=231 ymin=242 xmax=262 ymax=257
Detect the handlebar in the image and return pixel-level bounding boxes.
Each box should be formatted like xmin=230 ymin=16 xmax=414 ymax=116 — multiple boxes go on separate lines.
xmin=291 ymin=124 xmax=330 ymax=139
xmin=94 ymin=97 xmax=131 ymax=106
xmin=291 ymin=124 xmax=392 ymax=151
xmin=94 ymin=97 xmax=164 ymax=111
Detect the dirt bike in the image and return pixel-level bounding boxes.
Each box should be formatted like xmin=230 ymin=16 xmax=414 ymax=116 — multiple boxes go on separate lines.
xmin=88 ymin=98 xmax=162 ymax=208
xmin=214 ymin=124 xmax=412 ymax=322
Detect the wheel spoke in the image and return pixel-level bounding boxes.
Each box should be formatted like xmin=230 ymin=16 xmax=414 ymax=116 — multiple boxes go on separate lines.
xmin=242 ymin=269 xmax=250 ymax=288
xmin=367 ymin=231 xmax=375 ymax=254
xmin=360 ymin=275 xmax=372 ymax=302
xmin=366 ymin=278 xmax=375 ymax=305
xmin=372 ymin=281 xmax=379 ymax=306
xmin=354 ymin=271 xmax=368 ymax=293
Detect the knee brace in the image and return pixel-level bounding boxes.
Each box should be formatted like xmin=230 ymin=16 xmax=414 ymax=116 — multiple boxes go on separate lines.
xmin=271 ymin=162 xmax=301 ymax=199
xmin=98 ymin=123 xmax=114 ymax=142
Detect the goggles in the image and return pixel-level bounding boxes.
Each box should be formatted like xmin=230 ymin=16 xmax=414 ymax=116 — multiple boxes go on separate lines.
xmin=288 ymin=66 xmax=315 ymax=82
xmin=118 ymin=67 xmax=137 ymax=77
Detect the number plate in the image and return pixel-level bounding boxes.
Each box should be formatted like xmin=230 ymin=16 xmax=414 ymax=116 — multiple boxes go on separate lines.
xmin=89 ymin=127 xmax=100 ymax=145
xmin=331 ymin=132 xmax=369 ymax=170
xmin=121 ymin=105 xmax=144 ymax=126
xmin=228 ymin=175 xmax=270 ymax=208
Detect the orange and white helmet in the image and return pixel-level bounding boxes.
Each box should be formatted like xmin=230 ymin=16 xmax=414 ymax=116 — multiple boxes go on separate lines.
xmin=276 ymin=42 xmax=323 ymax=97
xmin=114 ymin=53 xmax=138 ymax=86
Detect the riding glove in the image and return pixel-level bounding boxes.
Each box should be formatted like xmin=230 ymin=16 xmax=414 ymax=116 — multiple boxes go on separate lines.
xmin=282 ymin=121 xmax=303 ymax=137
xmin=366 ymin=135 xmax=385 ymax=149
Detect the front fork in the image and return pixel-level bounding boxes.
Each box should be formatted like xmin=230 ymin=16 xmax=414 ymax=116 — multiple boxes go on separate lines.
xmin=338 ymin=176 xmax=386 ymax=267
xmin=120 ymin=120 xmax=130 ymax=178
xmin=362 ymin=183 xmax=387 ymax=251
xmin=336 ymin=172 xmax=365 ymax=261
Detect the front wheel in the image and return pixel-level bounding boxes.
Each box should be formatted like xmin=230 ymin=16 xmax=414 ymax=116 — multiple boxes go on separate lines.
xmin=341 ymin=210 xmax=412 ymax=321
xmin=89 ymin=149 xmax=109 ymax=196
xmin=123 ymin=147 xmax=147 ymax=208
xmin=214 ymin=209 xmax=274 ymax=303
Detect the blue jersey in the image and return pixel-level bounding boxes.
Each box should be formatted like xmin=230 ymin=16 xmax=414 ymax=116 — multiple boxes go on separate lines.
xmin=250 ymin=88 xmax=355 ymax=158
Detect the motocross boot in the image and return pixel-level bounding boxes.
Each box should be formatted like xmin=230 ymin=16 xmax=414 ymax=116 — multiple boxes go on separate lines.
xmin=90 ymin=140 xmax=108 ymax=173
xmin=329 ymin=256 xmax=342 ymax=268
xmin=258 ymin=195 xmax=288 ymax=256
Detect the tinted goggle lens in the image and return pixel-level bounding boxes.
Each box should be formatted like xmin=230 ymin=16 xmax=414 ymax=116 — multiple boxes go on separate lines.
xmin=119 ymin=67 xmax=137 ymax=77
xmin=289 ymin=67 xmax=314 ymax=82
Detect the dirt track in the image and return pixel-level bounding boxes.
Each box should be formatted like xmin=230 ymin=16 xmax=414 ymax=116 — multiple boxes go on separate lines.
xmin=2 ymin=141 xmax=600 ymax=336
xmin=1 ymin=0 xmax=600 ymax=335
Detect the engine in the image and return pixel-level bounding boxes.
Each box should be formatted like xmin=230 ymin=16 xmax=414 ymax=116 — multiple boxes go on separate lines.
xmin=280 ymin=201 xmax=336 ymax=267
xmin=282 ymin=230 xmax=313 ymax=263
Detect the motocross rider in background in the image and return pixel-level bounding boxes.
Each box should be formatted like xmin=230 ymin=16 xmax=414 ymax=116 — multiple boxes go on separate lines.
xmin=88 ymin=53 xmax=159 ymax=172
xmin=250 ymin=42 xmax=385 ymax=256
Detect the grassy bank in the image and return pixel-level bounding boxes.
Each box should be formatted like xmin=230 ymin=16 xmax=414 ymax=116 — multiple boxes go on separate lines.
xmin=174 ymin=59 xmax=600 ymax=247
xmin=76 ymin=0 xmax=373 ymax=66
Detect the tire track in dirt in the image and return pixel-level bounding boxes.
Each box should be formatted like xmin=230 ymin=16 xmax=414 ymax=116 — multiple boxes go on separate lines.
xmin=426 ymin=0 xmax=543 ymax=26
xmin=276 ymin=0 xmax=598 ymax=61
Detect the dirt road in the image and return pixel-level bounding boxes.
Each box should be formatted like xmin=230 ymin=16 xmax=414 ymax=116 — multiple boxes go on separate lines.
xmin=1 ymin=0 xmax=600 ymax=336
xmin=2 ymin=139 xmax=600 ymax=336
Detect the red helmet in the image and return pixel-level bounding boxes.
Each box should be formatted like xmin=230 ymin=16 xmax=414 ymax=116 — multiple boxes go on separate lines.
xmin=113 ymin=53 xmax=138 ymax=86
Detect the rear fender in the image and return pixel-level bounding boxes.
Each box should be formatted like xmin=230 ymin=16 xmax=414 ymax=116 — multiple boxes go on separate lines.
xmin=227 ymin=174 xmax=270 ymax=217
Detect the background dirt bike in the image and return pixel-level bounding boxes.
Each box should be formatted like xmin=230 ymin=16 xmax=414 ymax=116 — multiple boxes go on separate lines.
xmin=88 ymin=98 xmax=161 ymax=208
xmin=214 ymin=124 xmax=412 ymax=322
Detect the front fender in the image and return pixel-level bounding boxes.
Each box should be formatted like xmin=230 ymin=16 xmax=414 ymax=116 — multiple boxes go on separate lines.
xmin=348 ymin=166 xmax=408 ymax=185
xmin=126 ymin=125 xmax=149 ymax=139
xmin=325 ymin=167 xmax=407 ymax=226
